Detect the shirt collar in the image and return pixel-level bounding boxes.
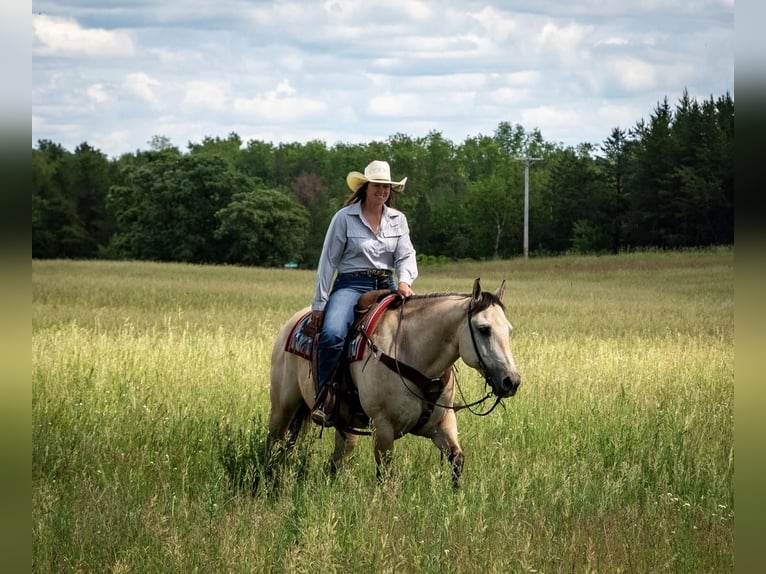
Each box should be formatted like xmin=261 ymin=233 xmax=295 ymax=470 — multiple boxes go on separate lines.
xmin=348 ymin=201 xmax=397 ymax=219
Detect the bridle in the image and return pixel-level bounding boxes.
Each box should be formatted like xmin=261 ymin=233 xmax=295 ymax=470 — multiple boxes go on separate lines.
xmin=463 ymin=301 xmax=506 ymax=416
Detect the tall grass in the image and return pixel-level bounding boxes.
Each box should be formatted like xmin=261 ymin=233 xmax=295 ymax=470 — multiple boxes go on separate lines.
xmin=33 ymin=248 xmax=733 ymax=573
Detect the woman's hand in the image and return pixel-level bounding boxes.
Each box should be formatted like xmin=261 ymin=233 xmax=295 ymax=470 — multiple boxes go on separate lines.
xmin=311 ymin=310 xmax=324 ymax=327
xmin=397 ymin=282 xmax=414 ymax=297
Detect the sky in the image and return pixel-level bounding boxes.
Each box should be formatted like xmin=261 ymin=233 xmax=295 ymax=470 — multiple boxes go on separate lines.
xmin=31 ymin=0 xmax=734 ymax=158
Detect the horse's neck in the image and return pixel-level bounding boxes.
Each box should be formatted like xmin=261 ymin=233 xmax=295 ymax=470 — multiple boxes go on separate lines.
xmin=388 ymin=296 xmax=469 ymax=376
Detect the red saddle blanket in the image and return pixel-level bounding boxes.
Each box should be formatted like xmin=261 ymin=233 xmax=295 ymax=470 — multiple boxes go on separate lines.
xmin=285 ymin=294 xmax=399 ymax=362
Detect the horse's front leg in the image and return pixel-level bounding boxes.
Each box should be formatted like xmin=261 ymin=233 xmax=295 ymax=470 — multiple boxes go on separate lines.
xmin=330 ymin=430 xmax=360 ymax=476
xmin=430 ymin=409 xmax=464 ymax=488
xmin=372 ymin=420 xmax=396 ymax=483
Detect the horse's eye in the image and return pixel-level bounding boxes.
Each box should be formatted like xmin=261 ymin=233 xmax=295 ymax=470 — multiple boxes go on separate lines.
xmin=478 ymin=325 xmax=491 ymax=336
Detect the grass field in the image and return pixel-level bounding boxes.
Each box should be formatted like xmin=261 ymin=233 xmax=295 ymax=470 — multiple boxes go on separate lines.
xmin=32 ymin=248 xmax=734 ymax=573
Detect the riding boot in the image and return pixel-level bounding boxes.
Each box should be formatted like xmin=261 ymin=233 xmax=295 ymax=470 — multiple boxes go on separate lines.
xmin=311 ymin=384 xmax=336 ymax=427
xmin=312 ymin=352 xmax=343 ymax=426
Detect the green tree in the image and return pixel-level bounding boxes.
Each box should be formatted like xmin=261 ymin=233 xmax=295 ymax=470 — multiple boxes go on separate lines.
xmin=459 ymin=134 xmax=503 ymax=183
xmin=709 ymin=92 xmax=735 ymax=244
xmin=465 ymin=174 xmax=517 ymax=258
xmin=599 ymin=127 xmax=631 ymax=251
xmin=188 ymin=132 xmax=243 ymax=167
xmin=32 ymin=141 xmax=115 ymax=258
xmin=624 ymin=98 xmax=677 ymax=247
xmin=107 ymin=153 xmax=248 ymax=262
xmin=66 ymin=143 xmax=117 ymax=256
xmin=457 ymin=134 xmax=523 ymax=258
xmin=538 ymin=147 xmax=582 ymax=251
xmin=405 ymin=131 xmax=467 ymax=256
xmin=147 ymin=135 xmax=178 ymax=153
xmin=239 ymin=139 xmax=276 ymax=186
xmin=32 ymin=141 xmax=72 ymax=258
xmin=215 ymin=188 xmax=309 ymax=266
xmin=670 ymin=91 xmax=734 ymax=245
xmin=426 ymin=198 xmax=475 ymax=259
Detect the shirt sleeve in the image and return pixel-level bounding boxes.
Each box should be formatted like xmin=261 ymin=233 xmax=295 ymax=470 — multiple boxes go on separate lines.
xmin=393 ymin=214 xmax=418 ymax=286
xmin=311 ymin=211 xmax=347 ymax=311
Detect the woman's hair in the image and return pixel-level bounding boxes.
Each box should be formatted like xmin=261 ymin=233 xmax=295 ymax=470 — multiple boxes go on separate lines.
xmin=344 ymin=182 xmax=395 ymax=207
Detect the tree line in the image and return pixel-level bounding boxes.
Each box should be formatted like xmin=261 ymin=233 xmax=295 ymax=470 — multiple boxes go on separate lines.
xmin=32 ymin=90 xmax=733 ymax=267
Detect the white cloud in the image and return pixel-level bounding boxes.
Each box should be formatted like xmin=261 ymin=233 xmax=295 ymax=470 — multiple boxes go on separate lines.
xmin=86 ymin=84 xmax=110 ymax=104
xmin=233 ymin=83 xmax=327 ymax=122
xmin=123 ymin=73 xmax=161 ymax=105
xmin=368 ymin=92 xmax=427 ymax=117
xmin=366 ymin=72 xmax=485 ymax=92
xmin=597 ymin=37 xmax=630 ymax=47
xmin=182 ymin=81 xmax=230 ymax=110
xmin=32 ymin=14 xmax=135 ymax=57
xmin=273 ymin=79 xmax=297 ymax=98
xmin=472 ymin=5 xmax=520 ymax=43
xmin=538 ymin=21 xmax=593 ymax=63
xmin=148 ymin=47 xmax=197 ymax=67
xmin=522 ymin=105 xmax=582 ymax=131
xmin=594 ymin=102 xmax=646 ymax=131
xmin=368 ymin=91 xmax=477 ymax=118
xmin=486 ymin=87 xmax=530 ymax=106
xmin=97 ymin=131 xmax=135 ymax=156
xmin=609 ymin=56 xmax=658 ymax=91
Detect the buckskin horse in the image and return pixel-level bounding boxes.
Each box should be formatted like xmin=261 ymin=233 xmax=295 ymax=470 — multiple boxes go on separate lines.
xmin=267 ymin=278 xmax=521 ymax=487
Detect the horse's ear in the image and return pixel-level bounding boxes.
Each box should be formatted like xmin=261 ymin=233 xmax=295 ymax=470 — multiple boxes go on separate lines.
xmin=472 ymin=278 xmax=482 ymax=303
xmin=495 ymin=280 xmax=506 ymax=301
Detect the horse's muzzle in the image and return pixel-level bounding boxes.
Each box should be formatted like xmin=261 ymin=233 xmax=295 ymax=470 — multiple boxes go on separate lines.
xmin=495 ymin=374 xmax=521 ymax=398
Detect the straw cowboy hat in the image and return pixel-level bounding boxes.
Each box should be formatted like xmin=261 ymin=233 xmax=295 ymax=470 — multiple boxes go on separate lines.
xmin=346 ymin=160 xmax=407 ymax=193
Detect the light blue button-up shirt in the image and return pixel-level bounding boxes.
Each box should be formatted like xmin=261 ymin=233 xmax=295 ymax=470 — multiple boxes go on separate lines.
xmin=311 ymin=202 xmax=418 ymax=311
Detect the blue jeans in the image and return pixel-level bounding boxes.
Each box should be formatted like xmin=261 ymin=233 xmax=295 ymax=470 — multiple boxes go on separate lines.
xmin=317 ymin=273 xmax=396 ymax=393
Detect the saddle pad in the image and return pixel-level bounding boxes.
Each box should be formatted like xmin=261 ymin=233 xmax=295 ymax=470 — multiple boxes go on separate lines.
xmin=284 ymin=294 xmax=399 ymax=362
xmin=284 ymin=311 xmax=314 ymax=360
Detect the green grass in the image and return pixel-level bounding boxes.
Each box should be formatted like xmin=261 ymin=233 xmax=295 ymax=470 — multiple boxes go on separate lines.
xmin=33 ymin=248 xmax=734 ymax=573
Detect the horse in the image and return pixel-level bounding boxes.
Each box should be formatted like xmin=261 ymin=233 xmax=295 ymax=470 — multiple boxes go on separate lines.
xmin=266 ymin=278 xmax=521 ymax=487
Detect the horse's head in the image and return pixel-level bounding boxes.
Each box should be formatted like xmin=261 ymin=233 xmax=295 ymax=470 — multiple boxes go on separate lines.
xmin=459 ymin=278 xmax=521 ymax=398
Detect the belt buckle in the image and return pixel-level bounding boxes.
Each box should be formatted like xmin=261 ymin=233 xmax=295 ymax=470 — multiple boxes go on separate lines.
xmin=358 ymin=269 xmax=388 ymax=278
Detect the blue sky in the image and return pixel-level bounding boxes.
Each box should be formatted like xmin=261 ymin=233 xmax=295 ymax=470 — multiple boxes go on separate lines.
xmin=32 ymin=0 xmax=734 ymax=158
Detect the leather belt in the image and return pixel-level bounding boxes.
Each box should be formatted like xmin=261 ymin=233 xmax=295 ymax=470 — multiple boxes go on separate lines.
xmin=344 ymin=269 xmax=392 ymax=278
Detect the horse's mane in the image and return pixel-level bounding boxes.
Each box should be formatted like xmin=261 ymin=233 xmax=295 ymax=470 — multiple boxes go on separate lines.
xmin=407 ymin=291 xmax=505 ymax=314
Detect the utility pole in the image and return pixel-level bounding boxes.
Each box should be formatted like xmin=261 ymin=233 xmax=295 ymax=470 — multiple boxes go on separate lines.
xmin=515 ymin=155 xmax=543 ymax=258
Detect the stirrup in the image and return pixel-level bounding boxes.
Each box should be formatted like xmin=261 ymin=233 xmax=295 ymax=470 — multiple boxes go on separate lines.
xmin=311 ymin=401 xmax=336 ymax=427
xmin=311 ymin=405 xmax=331 ymax=427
